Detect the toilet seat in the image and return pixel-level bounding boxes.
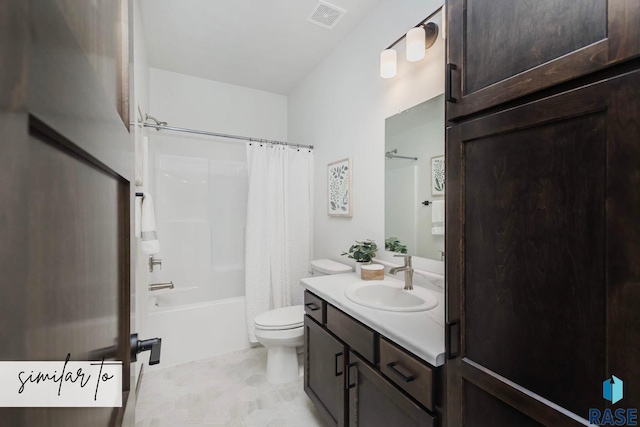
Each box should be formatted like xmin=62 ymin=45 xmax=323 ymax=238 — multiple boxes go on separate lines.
xmin=254 ymin=305 xmax=304 ymax=331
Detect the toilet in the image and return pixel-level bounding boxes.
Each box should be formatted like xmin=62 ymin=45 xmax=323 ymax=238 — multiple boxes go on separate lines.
xmin=253 ymin=259 xmax=352 ymax=384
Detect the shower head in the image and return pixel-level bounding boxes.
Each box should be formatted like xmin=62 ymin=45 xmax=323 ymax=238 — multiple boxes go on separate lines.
xmin=145 ymin=114 xmax=168 ymax=130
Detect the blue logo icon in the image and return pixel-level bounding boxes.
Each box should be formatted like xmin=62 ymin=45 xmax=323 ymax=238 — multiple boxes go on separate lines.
xmin=590 ymin=376 xmax=636 ymax=425
xmin=604 ymin=375 xmax=624 ymax=404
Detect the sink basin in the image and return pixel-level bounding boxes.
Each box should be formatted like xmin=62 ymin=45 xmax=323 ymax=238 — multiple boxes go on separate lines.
xmin=345 ymin=280 xmax=438 ymax=312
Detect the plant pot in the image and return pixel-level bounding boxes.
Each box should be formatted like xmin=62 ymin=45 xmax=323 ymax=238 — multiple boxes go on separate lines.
xmin=355 ymin=262 xmax=370 ymax=276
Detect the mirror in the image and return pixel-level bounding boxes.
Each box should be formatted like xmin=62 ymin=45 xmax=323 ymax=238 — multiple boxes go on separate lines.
xmin=385 ymin=93 xmax=445 ymax=261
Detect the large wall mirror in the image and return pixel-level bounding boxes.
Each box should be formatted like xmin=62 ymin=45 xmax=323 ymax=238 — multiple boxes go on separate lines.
xmin=385 ymin=93 xmax=444 ymax=261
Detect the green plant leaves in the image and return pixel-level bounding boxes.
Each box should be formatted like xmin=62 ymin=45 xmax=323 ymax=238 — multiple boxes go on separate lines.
xmin=341 ymin=239 xmax=377 ymax=262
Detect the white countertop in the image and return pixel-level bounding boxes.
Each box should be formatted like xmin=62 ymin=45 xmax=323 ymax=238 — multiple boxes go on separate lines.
xmin=301 ymin=272 xmax=446 ymax=367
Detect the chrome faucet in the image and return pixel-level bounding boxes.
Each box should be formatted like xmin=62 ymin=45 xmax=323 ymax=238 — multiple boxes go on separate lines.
xmin=389 ymin=254 xmax=414 ymax=290
xmin=149 ymin=255 xmax=162 ymax=273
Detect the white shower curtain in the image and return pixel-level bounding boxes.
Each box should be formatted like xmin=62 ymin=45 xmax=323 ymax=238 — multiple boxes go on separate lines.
xmin=245 ymin=144 xmax=313 ymax=342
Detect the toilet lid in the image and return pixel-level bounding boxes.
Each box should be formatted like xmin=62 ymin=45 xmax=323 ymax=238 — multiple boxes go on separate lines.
xmin=311 ymin=259 xmax=352 ymax=274
xmin=254 ymin=305 xmax=304 ymax=330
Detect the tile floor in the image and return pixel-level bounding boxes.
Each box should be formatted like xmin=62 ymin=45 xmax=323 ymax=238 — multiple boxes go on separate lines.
xmin=136 ymin=346 xmax=325 ymax=427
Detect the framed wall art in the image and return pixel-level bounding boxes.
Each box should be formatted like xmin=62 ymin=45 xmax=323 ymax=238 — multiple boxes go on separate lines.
xmin=327 ymin=158 xmax=352 ymax=217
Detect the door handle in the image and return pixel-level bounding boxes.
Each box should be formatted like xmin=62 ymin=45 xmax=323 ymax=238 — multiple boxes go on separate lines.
xmin=447 ymin=321 xmax=460 ymax=359
xmin=386 ymin=362 xmax=415 ymax=382
xmin=130 ymin=333 xmax=162 ymax=365
xmin=334 ymin=352 xmax=343 ymax=377
xmin=346 ymin=362 xmax=358 ymax=389
xmin=446 ymin=63 xmax=457 ymax=103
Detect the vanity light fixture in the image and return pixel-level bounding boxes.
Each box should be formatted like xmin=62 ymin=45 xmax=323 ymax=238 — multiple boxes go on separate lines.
xmin=380 ymin=7 xmax=442 ymax=78
xmin=406 ymin=23 xmax=438 ymax=62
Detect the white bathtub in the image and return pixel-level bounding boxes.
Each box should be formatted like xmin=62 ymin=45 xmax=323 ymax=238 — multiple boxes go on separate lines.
xmin=143 ymin=288 xmax=250 ymax=371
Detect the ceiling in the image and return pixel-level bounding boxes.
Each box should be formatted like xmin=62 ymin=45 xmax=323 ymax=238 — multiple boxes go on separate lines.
xmin=139 ymin=0 xmax=382 ymax=95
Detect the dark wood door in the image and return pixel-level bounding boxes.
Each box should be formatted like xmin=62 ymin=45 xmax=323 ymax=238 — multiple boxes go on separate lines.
xmin=347 ymin=352 xmax=434 ymax=427
xmin=446 ymin=70 xmax=640 ymax=425
xmin=446 ymin=0 xmax=640 ymax=119
xmin=0 ymin=0 xmax=133 ymax=425
xmin=304 ymin=316 xmax=346 ymax=427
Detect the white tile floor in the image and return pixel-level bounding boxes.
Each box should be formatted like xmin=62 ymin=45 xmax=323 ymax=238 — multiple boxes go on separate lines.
xmin=136 ymin=346 xmax=325 ymax=427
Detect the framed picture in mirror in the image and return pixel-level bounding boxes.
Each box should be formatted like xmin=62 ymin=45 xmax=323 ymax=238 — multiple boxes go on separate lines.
xmin=431 ymin=155 xmax=445 ymax=196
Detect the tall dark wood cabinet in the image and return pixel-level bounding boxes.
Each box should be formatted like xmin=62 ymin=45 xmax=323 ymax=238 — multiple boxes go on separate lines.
xmin=445 ymin=1 xmax=640 ymax=426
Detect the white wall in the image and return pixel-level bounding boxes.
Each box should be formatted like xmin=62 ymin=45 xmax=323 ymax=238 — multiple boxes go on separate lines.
xmin=133 ymin=0 xmax=150 ymax=115
xmin=288 ymin=0 xmax=445 ymax=276
xmin=148 ymin=68 xmax=287 ymax=140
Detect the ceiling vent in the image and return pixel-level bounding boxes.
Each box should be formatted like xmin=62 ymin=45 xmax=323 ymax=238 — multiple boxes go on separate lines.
xmin=306 ymin=1 xmax=347 ymax=30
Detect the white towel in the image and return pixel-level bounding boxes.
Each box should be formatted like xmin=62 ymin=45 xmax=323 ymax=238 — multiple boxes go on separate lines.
xmin=141 ymin=192 xmax=160 ymax=254
xmin=431 ymin=200 xmax=445 ymax=235
xmin=134 ymin=195 xmax=142 ymax=238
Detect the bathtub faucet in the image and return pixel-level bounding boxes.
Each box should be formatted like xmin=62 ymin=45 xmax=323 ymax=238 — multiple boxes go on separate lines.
xmin=148 ymin=281 xmax=174 ymax=291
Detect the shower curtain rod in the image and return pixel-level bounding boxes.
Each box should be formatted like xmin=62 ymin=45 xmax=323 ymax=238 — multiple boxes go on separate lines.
xmin=138 ymin=120 xmax=314 ymax=150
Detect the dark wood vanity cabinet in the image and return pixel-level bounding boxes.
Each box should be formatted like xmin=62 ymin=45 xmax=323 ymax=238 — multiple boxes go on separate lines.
xmin=304 ymin=316 xmax=347 ymax=427
xmin=446 ymin=0 xmax=640 ymax=119
xmin=304 ymin=291 xmax=442 ymax=427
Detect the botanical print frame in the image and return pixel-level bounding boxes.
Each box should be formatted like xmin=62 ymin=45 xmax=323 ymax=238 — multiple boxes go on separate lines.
xmin=327 ymin=158 xmax=352 ymax=217
xmin=431 ymin=155 xmax=445 ymax=196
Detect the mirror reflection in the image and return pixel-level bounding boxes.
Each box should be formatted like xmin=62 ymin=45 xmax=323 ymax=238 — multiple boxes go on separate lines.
xmin=385 ymin=93 xmax=445 ymax=261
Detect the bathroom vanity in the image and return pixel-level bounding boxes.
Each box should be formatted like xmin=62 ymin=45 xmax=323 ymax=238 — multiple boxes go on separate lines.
xmin=301 ymin=273 xmax=446 ymax=427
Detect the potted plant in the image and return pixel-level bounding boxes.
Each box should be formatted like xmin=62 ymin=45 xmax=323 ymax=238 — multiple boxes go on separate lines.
xmin=385 ymin=237 xmax=407 ymax=254
xmin=342 ymin=239 xmax=377 ymax=275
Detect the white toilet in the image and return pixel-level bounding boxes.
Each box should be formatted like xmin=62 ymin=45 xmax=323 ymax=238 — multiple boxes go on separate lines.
xmin=253 ymin=259 xmax=352 ymax=384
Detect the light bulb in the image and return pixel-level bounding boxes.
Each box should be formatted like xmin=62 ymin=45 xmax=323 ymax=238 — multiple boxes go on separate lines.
xmin=406 ymin=26 xmax=426 ymax=62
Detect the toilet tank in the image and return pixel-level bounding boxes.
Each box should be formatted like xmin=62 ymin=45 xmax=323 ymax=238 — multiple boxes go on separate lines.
xmin=310 ymin=259 xmax=352 ymax=276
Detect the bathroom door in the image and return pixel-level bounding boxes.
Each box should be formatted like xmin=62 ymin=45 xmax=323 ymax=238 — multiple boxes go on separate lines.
xmin=0 ymin=0 xmax=135 ymax=426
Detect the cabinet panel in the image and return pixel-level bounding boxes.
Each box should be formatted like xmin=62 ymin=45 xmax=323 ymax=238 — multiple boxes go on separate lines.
xmin=446 ymin=0 xmax=640 ymax=119
xmin=465 ymin=111 xmax=606 ymax=415
xmin=465 ymin=0 xmax=606 ymax=94
xmin=347 ymin=352 xmax=434 ymax=427
xmin=326 ymin=305 xmax=376 ymax=364
xmin=304 ymin=316 xmax=346 ymax=427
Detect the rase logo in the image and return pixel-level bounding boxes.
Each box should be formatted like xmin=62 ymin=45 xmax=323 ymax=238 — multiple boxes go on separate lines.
xmin=589 ymin=376 xmax=637 ymax=426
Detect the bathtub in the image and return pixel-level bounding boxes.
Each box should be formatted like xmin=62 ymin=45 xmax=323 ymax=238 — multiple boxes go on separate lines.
xmin=142 ymin=288 xmax=251 ymax=371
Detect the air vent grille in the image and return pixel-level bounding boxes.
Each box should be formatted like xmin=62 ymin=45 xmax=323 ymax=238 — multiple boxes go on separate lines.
xmin=307 ymin=1 xmax=347 ymax=30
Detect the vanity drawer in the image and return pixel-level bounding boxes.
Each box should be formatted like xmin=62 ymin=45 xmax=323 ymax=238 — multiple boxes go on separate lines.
xmin=379 ymin=337 xmax=433 ymax=411
xmin=304 ymin=291 xmax=324 ymax=325
xmin=326 ymin=305 xmax=375 ymax=364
